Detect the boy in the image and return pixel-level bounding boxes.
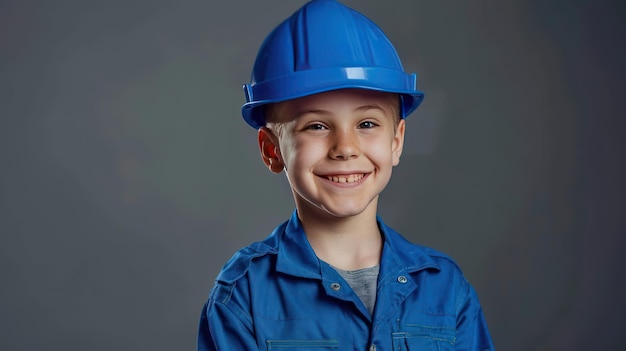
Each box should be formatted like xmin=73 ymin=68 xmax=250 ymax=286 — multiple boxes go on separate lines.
xmin=198 ymin=1 xmax=494 ymax=350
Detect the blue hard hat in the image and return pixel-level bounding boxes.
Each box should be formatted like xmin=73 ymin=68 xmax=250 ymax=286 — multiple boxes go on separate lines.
xmin=242 ymin=0 xmax=424 ymax=129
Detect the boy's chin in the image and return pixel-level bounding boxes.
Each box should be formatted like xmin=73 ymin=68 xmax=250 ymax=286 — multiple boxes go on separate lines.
xmin=301 ymin=201 xmax=378 ymax=221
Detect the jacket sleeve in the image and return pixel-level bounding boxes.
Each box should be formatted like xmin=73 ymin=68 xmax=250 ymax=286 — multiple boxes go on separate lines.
xmin=454 ymin=280 xmax=495 ymax=351
xmin=197 ymin=289 xmax=259 ymax=351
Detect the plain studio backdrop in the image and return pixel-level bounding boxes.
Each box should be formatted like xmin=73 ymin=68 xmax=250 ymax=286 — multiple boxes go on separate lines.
xmin=1 ymin=0 xmax=624 ymax=350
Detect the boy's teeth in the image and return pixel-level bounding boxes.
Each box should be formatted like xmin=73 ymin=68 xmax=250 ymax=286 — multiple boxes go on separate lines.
xmin=327 ymin=174 xmax=364 ymax=183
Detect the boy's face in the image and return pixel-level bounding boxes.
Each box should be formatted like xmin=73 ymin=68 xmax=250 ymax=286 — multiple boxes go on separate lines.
xmin=258 ymin=89 xmax=405 ymax=221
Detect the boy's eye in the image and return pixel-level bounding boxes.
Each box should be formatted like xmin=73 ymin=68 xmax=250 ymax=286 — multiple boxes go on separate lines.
xmin=306 ymin=123 xmax=327 ymax=130
xmin=358 ymin=121 xmax=378 ymax=129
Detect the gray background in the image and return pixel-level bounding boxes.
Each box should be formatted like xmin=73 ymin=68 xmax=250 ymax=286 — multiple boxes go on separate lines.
xmin=1 ymin=0 xmax=624 ymax=350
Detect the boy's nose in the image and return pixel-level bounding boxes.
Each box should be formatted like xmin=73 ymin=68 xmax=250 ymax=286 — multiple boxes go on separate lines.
xmin=329 ymin=130 xmax=360 ymax=160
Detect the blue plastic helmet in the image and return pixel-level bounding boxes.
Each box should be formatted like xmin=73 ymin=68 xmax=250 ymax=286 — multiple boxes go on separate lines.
xmin=241 ymin=0 xmax=424 ymax=129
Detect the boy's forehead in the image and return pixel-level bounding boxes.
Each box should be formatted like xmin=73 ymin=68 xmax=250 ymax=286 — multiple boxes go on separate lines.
xmin=270 ymin=89 xmax=396 ymax=121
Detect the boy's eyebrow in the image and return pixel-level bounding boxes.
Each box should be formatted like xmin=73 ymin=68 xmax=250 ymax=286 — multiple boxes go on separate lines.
xmin=354 ymin=104 xmax=386 ymax=114
xmin=293 ymin=109 xmax=330 ymax=119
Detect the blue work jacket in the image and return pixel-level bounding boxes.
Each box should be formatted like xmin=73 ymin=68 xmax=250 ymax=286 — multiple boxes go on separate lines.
xmin=198 ymin=211 xmax=494 ymax=350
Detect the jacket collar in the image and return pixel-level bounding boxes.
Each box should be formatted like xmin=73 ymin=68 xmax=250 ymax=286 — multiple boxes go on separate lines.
xmin=275 ymin=210 xmax=440 ymax=279
xmin=275 ymin=211 xmax=323 ymax=279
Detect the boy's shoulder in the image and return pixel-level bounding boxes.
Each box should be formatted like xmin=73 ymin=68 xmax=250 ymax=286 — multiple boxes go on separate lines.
xmin=213 ymin=221 xmax=286 ymax=284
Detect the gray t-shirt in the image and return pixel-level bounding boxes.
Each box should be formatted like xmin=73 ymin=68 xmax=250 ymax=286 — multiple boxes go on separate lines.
xmin=333 ymin=265 xmax=380 ymax=315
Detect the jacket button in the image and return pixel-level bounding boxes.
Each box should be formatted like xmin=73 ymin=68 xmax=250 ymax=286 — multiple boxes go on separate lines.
xmin=330 ymin=283 xmax=341 ymax=291
xmin=369 ymin=344 xmax=377 ymax=351
xmin=397 ymin=276 xmax=408 ymax=284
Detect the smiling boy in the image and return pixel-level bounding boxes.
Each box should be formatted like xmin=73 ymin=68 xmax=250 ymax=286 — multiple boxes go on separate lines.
xmin=198 ymin=1 xmax=494 ymax=350
xmin=259 ymin=89 xmax=401 ymax=274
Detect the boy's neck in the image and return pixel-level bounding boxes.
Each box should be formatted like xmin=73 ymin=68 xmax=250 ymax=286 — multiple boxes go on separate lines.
xmin=297 ymin=203 xmax=383 ymax=271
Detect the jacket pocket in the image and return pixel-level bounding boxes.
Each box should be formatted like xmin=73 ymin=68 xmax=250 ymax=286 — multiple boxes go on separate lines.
xmin=266 ymin=339 xmax=338 ymax=350
xmin=392 ymin=323 xmax=456 ymax=351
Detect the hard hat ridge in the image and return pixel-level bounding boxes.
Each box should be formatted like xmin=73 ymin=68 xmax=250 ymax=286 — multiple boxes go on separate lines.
xmin=242 ymin=0 xmax=424 ymax=129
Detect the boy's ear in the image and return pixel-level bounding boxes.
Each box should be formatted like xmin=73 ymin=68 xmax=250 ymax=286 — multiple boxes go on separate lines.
xmin=258 ymin=127 xmax=285 ymax=173
xmin=392 ymin=119 xmax=406 ymax=166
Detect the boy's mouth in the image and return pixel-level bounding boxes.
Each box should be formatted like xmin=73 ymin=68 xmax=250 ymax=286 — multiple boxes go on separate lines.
xmin=325 ymin=173 xmax=366 ymax=183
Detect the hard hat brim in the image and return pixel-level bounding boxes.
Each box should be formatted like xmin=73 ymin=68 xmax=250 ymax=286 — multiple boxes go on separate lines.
xmin=242 ymin=66 xmax=424 ymax=129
